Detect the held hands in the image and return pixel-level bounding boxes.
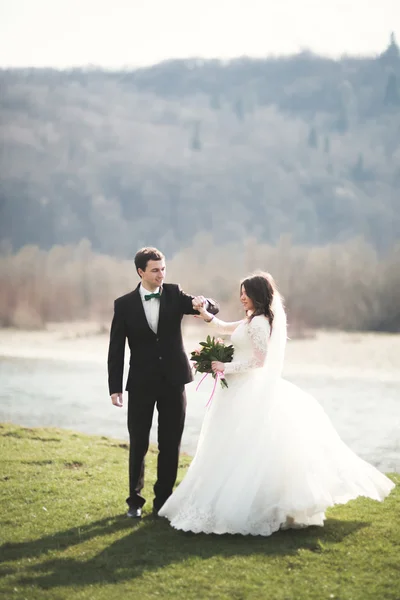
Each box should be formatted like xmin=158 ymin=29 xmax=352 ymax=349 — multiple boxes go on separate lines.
xmin=111 ymin=393 xmax=123 ymax=407
xmin=192 ymin=295 xmax=207 ymax=313
xmin=192 ymin=296 xmax=213 ymax=321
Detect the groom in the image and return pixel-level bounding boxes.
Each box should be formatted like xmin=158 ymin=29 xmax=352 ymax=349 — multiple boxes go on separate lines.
xmin=108 ymin=247 xmax=219 ymax=518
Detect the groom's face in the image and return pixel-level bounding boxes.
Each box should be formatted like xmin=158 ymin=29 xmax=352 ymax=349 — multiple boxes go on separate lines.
xmin=139 ymin=259 xmax=166 ymax=290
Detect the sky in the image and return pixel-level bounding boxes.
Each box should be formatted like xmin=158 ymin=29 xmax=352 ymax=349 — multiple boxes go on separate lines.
xmin=0 ymin=0 xmax=399 ymax=69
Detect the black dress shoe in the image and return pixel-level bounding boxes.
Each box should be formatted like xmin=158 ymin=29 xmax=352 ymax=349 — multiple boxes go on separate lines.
xmin=127 ymin=507 xmax=142 ymax=519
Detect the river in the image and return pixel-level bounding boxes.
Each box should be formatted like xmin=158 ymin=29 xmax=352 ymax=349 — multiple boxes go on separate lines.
xmin=0 ymin=324 xmax=399 ymax=472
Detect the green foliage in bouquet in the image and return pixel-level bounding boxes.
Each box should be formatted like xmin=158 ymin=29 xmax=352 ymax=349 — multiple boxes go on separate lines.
xmin=190 ymin=335 xmax=234 ymax=388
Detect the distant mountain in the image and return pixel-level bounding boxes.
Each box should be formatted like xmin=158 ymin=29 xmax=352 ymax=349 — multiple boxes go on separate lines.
xmin=1 ymin=35 xmax=399 ymax=257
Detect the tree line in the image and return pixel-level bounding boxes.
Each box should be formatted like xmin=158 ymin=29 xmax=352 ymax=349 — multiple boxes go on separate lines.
xmin=1 ymin=237 xmax=399 ymax=332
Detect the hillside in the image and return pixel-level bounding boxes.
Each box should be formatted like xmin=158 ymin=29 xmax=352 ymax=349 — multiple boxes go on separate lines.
xmin=1 ymin=35 xmax=400 ymax=257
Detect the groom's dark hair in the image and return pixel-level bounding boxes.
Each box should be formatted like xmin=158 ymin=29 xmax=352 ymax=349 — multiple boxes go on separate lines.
xmin=134 ymin=247 xmax=165 ymax=275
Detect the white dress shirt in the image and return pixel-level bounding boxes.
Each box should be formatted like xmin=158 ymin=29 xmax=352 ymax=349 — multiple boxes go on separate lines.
xmin=139 ymin=283 xmax=161 ymax=334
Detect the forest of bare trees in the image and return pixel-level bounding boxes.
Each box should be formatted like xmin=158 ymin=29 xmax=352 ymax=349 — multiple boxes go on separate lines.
xmin=1 ymin=237 xmax=399 ymax=332
xmin=1 ymin=35 xmax=399 ymax=331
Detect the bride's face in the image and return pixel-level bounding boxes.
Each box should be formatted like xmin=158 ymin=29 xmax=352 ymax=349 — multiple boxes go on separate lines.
xmin=240 ymin=286 xmax=255 ymax=313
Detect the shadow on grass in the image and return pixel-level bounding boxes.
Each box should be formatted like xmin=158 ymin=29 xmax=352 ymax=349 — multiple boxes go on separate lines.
xmin=0 ymin=514 xmax=368 ymax=590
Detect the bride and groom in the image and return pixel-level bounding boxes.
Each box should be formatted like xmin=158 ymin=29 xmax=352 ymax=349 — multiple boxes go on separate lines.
xmin=107 ymin=246 xmax=394 ymax=535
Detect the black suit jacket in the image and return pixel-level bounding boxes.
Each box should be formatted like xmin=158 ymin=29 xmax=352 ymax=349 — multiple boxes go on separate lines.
xmin=107 ymin=283 xmax=219 ymax=394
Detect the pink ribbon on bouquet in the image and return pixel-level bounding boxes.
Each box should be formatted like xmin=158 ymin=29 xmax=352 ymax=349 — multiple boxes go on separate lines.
xmin=196 ymin=371 xmax=223 ymax=407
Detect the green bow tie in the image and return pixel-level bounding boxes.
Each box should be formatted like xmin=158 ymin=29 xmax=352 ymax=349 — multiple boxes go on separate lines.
xmin=144 ymin=292 xmax=161 ymax=301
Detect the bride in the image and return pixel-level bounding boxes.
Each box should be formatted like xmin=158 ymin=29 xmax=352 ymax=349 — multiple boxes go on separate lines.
xmin=159 ymin=272 xmax=395 ymax=535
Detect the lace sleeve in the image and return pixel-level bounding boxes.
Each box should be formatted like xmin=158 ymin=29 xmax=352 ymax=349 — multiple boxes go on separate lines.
xmin=224 ymin=316 xmax=269 ymax=374
xmin=205 ymin=316 xmax=243 ymax=335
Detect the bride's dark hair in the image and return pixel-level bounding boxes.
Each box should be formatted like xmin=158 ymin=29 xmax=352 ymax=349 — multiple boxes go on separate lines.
xmin=240 ymin=272 xmax=278 ymax=329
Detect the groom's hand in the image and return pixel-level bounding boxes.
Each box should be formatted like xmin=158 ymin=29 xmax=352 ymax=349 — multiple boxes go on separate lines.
xmin=192 ymin=295 xmax=206 ymax=310
xmin=192 ymin=296 xmax=210 ymax=320
xmin=111 ymin=393 xmax=123 ymax=407
xmin=194 ymin=295 xmax=219 ymax=316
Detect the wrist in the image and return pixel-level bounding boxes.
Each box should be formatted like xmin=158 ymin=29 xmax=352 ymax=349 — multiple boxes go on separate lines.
xmin=204 ymin=314 xmax=214 ymax=323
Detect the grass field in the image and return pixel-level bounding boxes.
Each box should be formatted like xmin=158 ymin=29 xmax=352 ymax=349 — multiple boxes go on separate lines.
xmin=0 ymin=423 xmax=398 ymax=600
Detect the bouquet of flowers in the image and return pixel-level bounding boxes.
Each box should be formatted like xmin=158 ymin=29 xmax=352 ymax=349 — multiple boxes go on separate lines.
xmin=190 ymin=335 xmax=234 ymax=389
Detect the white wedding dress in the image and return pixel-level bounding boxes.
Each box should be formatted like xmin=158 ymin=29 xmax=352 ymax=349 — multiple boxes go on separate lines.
xmin=159 ymin=296 xmax=395 ymax=536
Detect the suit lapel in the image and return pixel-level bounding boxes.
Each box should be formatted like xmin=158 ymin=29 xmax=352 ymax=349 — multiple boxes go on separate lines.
xmin=157 ymin=285 xmax=168 ymax=335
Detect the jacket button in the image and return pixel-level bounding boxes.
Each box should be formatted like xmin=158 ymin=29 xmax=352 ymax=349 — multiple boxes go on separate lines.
xmin=159 ymin=356 xmax=162 ymax=360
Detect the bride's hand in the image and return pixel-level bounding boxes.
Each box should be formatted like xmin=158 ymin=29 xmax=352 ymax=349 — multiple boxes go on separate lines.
xmin=192 ymin=296 xmax=208 ymax=316
xmin=211 ymin=361 xmax=225 ymax=374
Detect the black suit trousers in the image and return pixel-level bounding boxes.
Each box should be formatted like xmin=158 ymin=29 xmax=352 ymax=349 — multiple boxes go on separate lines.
xmin=127 ymin=377 xmax=186 ymax=511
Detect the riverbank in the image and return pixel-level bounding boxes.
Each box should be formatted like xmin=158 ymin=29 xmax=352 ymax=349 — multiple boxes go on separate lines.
xmin=1 ymin=321 xmax=400 ymax=380
xmin=0 ymin=423 xmax=398 ymax=600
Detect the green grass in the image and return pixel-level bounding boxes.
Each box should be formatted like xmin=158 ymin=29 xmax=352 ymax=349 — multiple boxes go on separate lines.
xmin=0 ymin=423 xmax=399 ymax=600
